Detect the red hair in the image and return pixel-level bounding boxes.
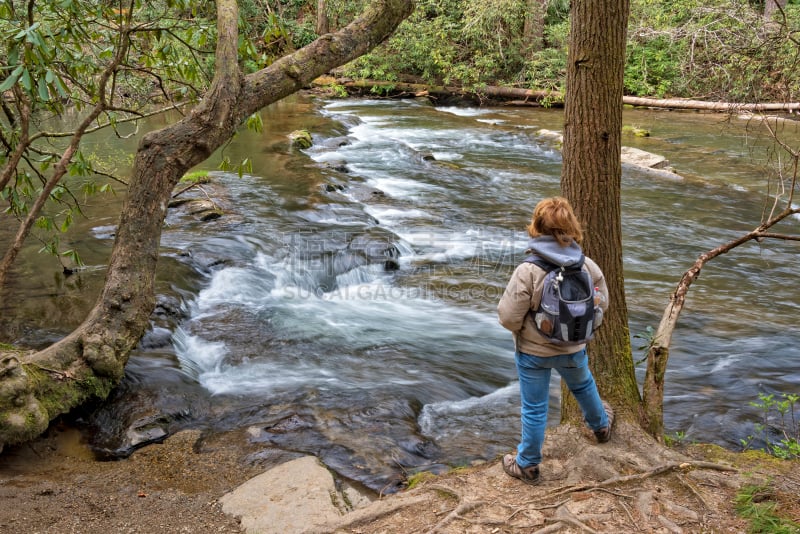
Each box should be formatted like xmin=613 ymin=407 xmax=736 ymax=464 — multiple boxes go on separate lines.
xmin=526 ymin=196 xmax=583 ymax=246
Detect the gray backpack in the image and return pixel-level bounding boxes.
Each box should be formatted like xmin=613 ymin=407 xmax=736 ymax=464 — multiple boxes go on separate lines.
xmin=524 ymin=254 xmax=600 ymax=345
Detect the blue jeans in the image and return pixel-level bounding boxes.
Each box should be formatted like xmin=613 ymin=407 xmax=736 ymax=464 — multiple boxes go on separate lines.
xmin=514 ymin=349 xmax=608 ymax=468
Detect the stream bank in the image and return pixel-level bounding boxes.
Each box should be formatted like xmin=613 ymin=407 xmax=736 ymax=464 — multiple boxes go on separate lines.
xmin=2 ymin=419 xmax=797 ymax=533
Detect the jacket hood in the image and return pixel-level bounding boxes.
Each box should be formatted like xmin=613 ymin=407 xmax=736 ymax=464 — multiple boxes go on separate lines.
xmin=525 ymin=236 xmax=584 ymax=267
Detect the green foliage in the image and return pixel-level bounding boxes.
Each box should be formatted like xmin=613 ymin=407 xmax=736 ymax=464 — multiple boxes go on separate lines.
xmin=329 ymin=83 xmax=349 ymax=98
xmin=461 ymin=0 xmax=527 ymax=81
xmin=217 ymin=156 xmax=253 ymax=178
xmin=741 ymin=393 xmax=800 ymax=460
xmin=664 ymin=430 xmax=688 ymax=446
xmin=625 ymin=34 xmax=682 ymax=98
xmin=735 ymin=483 xmax=800 ymax=533
xmin=626 ymin=0 xmax=800 ymax=100
xmin=633 ymin=325 xmax=656 ymax=364
xmin=337 ymin=0 xmax=800 ymax=101
xmin=523 ymin=39 xmax=568 ymax=92
xmin=0 ymin=0 xmax=216 ymax=272
xmin=344 ymin=0 xmax=507 ymax=86
xmin=326 ymin=0 xmax=368 ymax=29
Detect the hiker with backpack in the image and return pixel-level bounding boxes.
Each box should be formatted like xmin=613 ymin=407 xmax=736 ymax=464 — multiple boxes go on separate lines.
xmin=497 ymin=196 xmax=614 ymax=485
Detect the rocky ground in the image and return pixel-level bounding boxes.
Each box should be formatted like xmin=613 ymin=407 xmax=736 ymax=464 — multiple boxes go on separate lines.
xmin=0 ymin=420 xmax=798 ymax=534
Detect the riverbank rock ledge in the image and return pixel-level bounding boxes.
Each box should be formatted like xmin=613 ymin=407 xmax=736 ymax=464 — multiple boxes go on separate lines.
xmin=220 ymin=455 xmax=373 ymax=533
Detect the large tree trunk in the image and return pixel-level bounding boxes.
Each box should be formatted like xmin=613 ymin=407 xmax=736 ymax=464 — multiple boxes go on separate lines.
xmin=764 ymin=0 xmax=787 ymax=21
xmin=560 ymin=0 xmax=643 ymax=425
xmin=317 ymin=0 xmax=329 ymax=35
xmin=523 ymin=0 xmax=547 ymax=54
xmin=0 ymin=0 xmax=414 ymax=452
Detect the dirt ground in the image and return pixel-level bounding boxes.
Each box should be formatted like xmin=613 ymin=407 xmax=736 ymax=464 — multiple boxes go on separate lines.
xmin=1 ymin=420 xmax=798 ymax=534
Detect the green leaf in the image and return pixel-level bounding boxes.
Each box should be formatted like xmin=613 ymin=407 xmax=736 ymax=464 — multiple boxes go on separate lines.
xmin=0 ymin=73 xmax=18 ymax=92
xmin=0 ymin=65 xmax=24 ymax=92
xmin=19 ymin=68 xmax=32 ymax=91
xmin=35 ymin=216 xmax=54 ymax=231
xmin=61 ymin=249 xmax=84 ymax=267
xmin=60 ymin=212 xmax=73 ymax=232
xmin=37 ymin=77 xmax=50 ymax=101
xmin=53 ymin=75 xmax=69 ymax=98
xmin=245 ymin=113 xmax=263 ymax=133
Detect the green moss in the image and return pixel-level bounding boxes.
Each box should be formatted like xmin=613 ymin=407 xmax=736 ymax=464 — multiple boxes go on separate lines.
xmin=623 ymin=125 xmax=651 ymax=137
xmin=405 ymin=470 xmax=436 ymax=489
xmin=179 ymin=171 xmax=211 ymax=184
xmin=19 ymin=364 xmax=111 ymax=418
xmin=289 ymin=129 xmax=313 ymax=149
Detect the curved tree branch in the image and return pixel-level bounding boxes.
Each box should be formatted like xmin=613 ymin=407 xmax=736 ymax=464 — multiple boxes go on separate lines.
xmin=0 ymin=0 xmax=414 ymax=451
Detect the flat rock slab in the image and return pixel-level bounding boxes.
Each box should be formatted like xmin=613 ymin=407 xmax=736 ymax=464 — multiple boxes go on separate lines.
xmin=620 ymin=146 xmax=671 ymax=169
xmin=220 ymin=456 xmax=343 ymax=533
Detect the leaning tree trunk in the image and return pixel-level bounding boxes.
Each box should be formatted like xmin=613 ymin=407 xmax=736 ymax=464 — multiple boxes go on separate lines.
xmin=560 ymin=0 xmax=643 ymax=425
xmin=0 ymin=0 xmax=414 ymax=451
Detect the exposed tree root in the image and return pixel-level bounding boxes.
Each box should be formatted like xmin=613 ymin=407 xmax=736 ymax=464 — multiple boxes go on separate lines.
xmin=548 ymin=460 xmax=736 ymax=498
xmin=323 ymin=425 xmax=753 ymax=533
xmin=324 ymin=493 xmax=431 ymax=531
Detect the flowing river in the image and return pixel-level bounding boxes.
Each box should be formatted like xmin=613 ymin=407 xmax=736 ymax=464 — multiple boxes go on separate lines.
xmin=2 ymin=94 xmax=798 ymax=492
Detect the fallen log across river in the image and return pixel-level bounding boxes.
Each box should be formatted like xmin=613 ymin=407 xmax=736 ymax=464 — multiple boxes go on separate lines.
xmin=320 ymin=78 xmax=800 ymax=113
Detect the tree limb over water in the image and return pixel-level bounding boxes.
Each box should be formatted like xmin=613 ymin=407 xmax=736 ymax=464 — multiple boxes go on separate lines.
xmin=0 ymin=0 xmax=414 ymax=452
xmin=642 ymin=124 xmax=800 ymax=437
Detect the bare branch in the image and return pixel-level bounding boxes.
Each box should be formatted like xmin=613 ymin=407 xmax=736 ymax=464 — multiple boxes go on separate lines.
xmin=755 ymin=232 xmax=800 ymax=241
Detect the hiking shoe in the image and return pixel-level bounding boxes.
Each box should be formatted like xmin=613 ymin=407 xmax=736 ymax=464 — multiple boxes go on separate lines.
xmin=594 ymin=400 xmax=615 ymax=443
xmin=502 ymin=454 xmax=540 ymax=485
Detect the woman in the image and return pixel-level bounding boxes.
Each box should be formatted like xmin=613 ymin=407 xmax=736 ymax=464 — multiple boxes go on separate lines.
xmin=497 ymin=197 xmax=613 ymax=485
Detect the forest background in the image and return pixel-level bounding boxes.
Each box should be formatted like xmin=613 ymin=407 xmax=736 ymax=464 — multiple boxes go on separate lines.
xmin=252 ymin=0 xmax=800 ymax=103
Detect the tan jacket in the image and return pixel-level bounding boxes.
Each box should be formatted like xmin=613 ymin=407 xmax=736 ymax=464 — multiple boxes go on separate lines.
xmin=497 ymin=258 xmax=609 ymax=357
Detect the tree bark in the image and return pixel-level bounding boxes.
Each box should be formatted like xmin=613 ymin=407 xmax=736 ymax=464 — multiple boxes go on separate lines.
xmin=560 ymin=0 xmax=643 ymax=425
xmin=764 ymin=0 xmax=787 ymax=21
xmin=317 ymin=0 xmax=329 ymax=35
xmin=523 ymin=0 xmax=547 ymax=54
xmin=0 ymin=0 xmax=414 ymax=451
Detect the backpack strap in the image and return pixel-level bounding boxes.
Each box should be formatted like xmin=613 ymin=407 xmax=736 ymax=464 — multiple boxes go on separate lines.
xmin=523 ymin=254 xmax=585 ymax=272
